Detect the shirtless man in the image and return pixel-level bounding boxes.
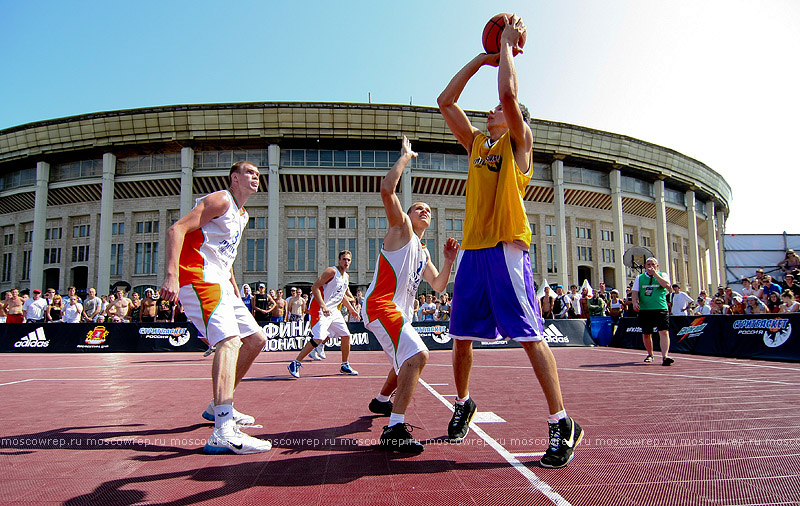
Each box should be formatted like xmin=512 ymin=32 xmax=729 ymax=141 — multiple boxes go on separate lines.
xmin=4 ymin=288 xmax=25 ymax=323
xmin=540 ymin=285 xmax=555 ymax=319
xmin=140 ymin=288 xmax=158 ymax=322
xmin=270 ymin=288 xmax=287 ymax=323
xmin=286 ymin=287 xmax=306 ymax=323
xmin=110 ymin=288 xmax=132 ymax=322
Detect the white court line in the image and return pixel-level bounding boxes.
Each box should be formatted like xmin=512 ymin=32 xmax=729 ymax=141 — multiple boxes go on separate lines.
xmin=591 ymin=347 xmax=800 ymax=371
xmin=418 ymin=378 xmax=571 ymax=506
xmin=0 ymin=379 xmax=34 ymax=387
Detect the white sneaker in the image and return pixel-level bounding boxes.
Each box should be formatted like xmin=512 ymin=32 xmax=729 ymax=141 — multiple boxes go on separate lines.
xmin=316 ymin=343 xmax=327 ymax=359
xmin=204 ymin=425 xmax=272 ymax=454
xmin=309 ymin=349 xmax=322 ymax=361
xmin=202 ymin=402 xmax=256 ymax=426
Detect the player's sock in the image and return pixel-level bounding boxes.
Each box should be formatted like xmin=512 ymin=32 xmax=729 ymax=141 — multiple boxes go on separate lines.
xmin=214 ymin=404 xmax=234 ymax=430
xmin=376 ymin=393 xmax=391 ymax=402
xmin=548 ymin=409 xmax=567 ymax=424
xmin=388 ymin=413 xmax=405 ymax=427
xmin=455 ymin=395 xmax=470 ymax=406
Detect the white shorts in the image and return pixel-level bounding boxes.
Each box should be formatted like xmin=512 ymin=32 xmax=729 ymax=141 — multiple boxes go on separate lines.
xmin=310 ymin=309 xmax=350 ymax=343
xmin=366 ymin=317 xmax=427 ymax=374
xmin=179 ymin=282 xmax=263 ymax=346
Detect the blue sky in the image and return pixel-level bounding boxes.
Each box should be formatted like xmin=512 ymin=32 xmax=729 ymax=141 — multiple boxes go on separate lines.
xmin=2 ymin=0 xmax=798 ymax=235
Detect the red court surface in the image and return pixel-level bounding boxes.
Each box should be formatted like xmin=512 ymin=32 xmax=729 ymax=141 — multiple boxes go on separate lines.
xmin=1 ymin=347 xmax=799 ymax=506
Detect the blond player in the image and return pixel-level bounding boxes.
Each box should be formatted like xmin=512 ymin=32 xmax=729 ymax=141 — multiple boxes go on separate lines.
xmin=362 ymin=136 xmax=458 ymax=453
xmin=160 ymin=161 xmax=271 ymax=455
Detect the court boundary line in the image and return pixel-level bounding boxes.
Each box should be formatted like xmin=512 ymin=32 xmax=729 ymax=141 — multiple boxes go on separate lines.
xmin=418 ymin=378 xmax=572 ymax=506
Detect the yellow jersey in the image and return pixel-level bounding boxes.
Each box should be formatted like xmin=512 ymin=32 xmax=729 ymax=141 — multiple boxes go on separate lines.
xmin=462 ymin=132 xmax=532 ymax=250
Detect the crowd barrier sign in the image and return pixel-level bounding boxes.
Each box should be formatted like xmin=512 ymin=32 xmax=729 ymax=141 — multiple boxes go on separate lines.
xmin=1 ymin=319 xmax=595 ymax=353
xmin=611 ymin=314 xmax=800 ymax=362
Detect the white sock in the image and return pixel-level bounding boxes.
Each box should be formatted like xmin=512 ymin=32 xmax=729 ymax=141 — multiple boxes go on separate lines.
xmin=455 ymin=395 xmax=470 ymax=405
xmin=376 ymin=394 xmax=391 ymax=403
xmin=214 ymin=404 xmax=234 ymax=429
xmin=388 ymin=413 xmax=405 ymax=426
xmin=548 ymin=409 xmax=567 ymax=424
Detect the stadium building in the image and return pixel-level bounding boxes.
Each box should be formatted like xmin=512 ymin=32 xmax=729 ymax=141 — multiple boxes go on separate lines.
xmin=0 ymin=102 xmax=730 ymax=296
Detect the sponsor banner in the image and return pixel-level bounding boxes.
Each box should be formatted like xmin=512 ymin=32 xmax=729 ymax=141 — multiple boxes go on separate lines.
xmin=0 ymin=323 xmax=205 ymax=353
xmin=258 ymin=319 xmax=594 ymax=353
xmin=611 ymin=314 xmax=800 ymax=362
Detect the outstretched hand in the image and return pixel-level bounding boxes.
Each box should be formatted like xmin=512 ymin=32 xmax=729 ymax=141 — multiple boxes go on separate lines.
xmin=401 ymin=135 xmax=418 ymax=159
xmin=443 ymin=237 xmax=460 ymax=263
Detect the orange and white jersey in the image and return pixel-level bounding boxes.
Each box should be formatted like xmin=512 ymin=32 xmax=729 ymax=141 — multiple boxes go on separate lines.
xmin=179 ymin=190 xmax=248 ymax=286
xmin=362 ymin=234 xmax=430 ymax=324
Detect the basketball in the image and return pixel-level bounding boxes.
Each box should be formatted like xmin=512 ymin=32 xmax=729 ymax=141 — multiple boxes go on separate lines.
xmin=482 ymin=13 xmax=527 ymax=54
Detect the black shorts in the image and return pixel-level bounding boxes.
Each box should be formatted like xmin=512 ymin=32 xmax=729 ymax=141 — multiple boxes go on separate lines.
xmin=638 ymin=309 xmax=669 ymax=334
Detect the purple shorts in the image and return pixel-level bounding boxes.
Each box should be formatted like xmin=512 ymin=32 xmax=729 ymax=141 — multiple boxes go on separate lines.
xmin=449 ymin=242 xmax=544 ymax=341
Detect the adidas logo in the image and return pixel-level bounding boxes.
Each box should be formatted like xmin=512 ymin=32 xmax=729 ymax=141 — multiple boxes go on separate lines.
xmin=542 ymin=324 xmax=569 ymax=344
xmin=14 ymin=327 xmax=50 ymax=348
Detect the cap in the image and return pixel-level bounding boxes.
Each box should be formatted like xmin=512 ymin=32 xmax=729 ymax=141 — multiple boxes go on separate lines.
xmin=258 ymin=283 xmax=265 ymax=288
xmin=33 ymin=289 xmax=41 ymax=294
xmin=757 ymin=268 xmax=764 ymax=273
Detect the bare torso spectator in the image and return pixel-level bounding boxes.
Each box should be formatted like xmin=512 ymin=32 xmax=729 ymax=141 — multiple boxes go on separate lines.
xmin=540 ymin=286 xmax=555 ymax=319
xmin=286 ymin=287 xmax=305 ymax=322
xmin=62 ymin=296 xmax=84 ymax=323
xmin=270 ymin=289 xmax=287 ymax=323
xmin=128 ymin=292 xmax=142 ymax=322
xmin=110 ymin=290 xmax=132 ymax=322
xmin=139 ymin=289 xmax=157 ymax=322
xmin=23 ymin=289 xmax=48 ymax=323
xmin=4 ymin=289 xmax=25 ymax=323
xmin=82 ymin=288 xmax=103 ymax=322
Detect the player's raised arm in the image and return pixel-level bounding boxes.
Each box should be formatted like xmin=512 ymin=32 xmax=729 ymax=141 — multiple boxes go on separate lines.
xmin=438 ymin=53 xmax=500 ymax=152
xmin=160 ymin=192 xmax=228 ymax=302
xmin=498 ymin=14 xmax=533 ymax=163
xmin=381 ymin=136 xmax=417 ymax=251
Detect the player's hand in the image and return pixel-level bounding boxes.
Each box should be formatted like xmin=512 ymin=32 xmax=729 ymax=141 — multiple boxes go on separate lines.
xmin=443 ymin=237 xmax=460 ymax=263
xmin=479 ymin=52 xmax=501 ymax=67
xmin=322 ymin=306 xmax=331 ymax=317
xmin=633 ymin=301 xmax=640 ymax=312
xmin=501 ymin=14 xmax=526 ymax=56
xmin=160 ymin=275 xmax=179 ymax=303
xmin=400 ymin=135 xmax=418 ymax=159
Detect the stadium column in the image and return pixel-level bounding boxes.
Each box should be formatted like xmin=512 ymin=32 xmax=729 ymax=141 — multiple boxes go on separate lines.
xmin=706 ymin=201 xmax=720 ymax=291
xmin=551 ymin=156 xmax=569 ymax=287
xmin=685 ymin=189 xmax=701 ymax=295
xmin=654 ymin=179 xmax=670 ymax=274
xmin=30 ymin=162 xmax=50 ymax=291
xmin=95 ymin=153 xmax=115 ymax=295
xmin=267 ymin=144 xmax=280 ymax=290
xmin=179 ymin=147 xmax=194 ymax=217
xmin=716 ymin=210 xmax=727 ymax=286
xmin=610 ymin=168 xmax=626 ymax=292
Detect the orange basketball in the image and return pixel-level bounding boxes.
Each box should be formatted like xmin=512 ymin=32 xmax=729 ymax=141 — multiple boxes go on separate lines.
xmin=482 ymin=13 xmax=527 ymax=54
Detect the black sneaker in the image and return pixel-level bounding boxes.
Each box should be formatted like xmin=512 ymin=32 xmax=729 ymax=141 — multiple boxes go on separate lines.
xmin=644 ymin=355 xmax=654 ymax=363
xmin=380 ymin=423 xmax=424 ymax=454
xmin=448 ymin=398 xmax=477 ymax=442
xmin=662 ymin=357 xmax=675 ymax=366
xmin=369 ymin=398 xmax=393 ymax=416
xmin=540 ymin=417 xmax=584 ymax=469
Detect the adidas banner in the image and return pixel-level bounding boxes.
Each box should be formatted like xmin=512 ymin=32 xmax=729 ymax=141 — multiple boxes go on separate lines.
xmin=611 ymin=314 xmax=800 ymax=362
xmin=0 ymin=323 xmax=206 ymax=353
xmin=1 ymin=320 xmax=595 ymax=354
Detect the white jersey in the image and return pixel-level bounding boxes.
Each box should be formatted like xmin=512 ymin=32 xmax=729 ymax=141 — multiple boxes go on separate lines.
xmin=321 ymin=268 xmax=349 ymax=309
xmin=179 ymin=190 xmax=248 ymax=286
xmin=362 ymin=234 xmax=430 ymax=324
